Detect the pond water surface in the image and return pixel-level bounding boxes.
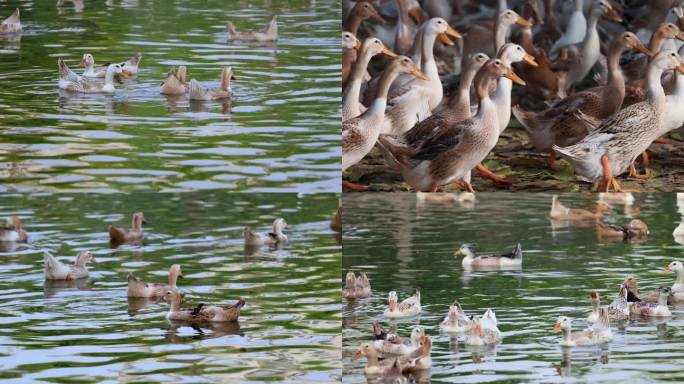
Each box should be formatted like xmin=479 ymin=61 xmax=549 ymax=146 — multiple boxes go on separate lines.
xmin=0 ymin=192 xmax=341 ymax=383
xmin=342 ymin=193 xmax=684 ymax=383
xmin=0 ymin=0 xmax=340 ymax=193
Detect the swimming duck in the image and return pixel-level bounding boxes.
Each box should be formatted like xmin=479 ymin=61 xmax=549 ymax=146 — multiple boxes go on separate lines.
xmin=109 ymin=212 xmax=147 ymax=244
xmin=127 ymin=264 xmax=183 ymax=299
xmin=629 ymin=286 xmax=672 ymax=317
xmin=587 ymin=289 xmax=601 ymax=323
xmin=354 ymin=334 xmax=432 ymax=376
xmin=384 ymin=289 xmax=421 ymax=318
xmin=623 ymin=275 xmax=673 ymax=305
xmin=514 ymin=32 xmax=651 ymax=169
xmin=342 ymin=56 xmax=426 ymax=191
xmin=243 ymin=218 xmax=288 ymax=246
xmin=597 ymin=219 xmax=649 ymax=241
xmin=376 ymin=59 xmax=524 ymax=192
xmin=454 ymin=243 xmax=522 ymax=268
xmin=0 ymin=216 xmax=28 ymax=242
xmin=342 ymin=37 xmax=397 ymax=121
xmin=661 ymin=44 xmax=684 ymax=136
xmin=663 ymin=261 xmax=684 ymax=302
xmin=188 ymin=67 xmax=234 ymax=101
xmin=160 ymin=66 xmax=187 ymax=95
xmin=553 ymin=308 xmax=612 ymax=347
xmin=58 ymin=59 xmax=124 ymax=93
xmin=464 ymin=314 xmax=501 ymax=346
xmin=342 ymin=271 xmax=371 ymax=299
xmin=44 ymin=251 xmax=95 ymax=280
xmin=0 ymin=8 xmax=21 ymax=34
xmin=342 ymin=31 xmax=361 ymax=86
xmin=549 ymin=195 xmax=608 ymax=221
xmin=119 ymin=53 xmax=142 ymax=76
xmin=79 ymin=53 xmax=108 ymax=78
xmin=440 ymin=300 xmax=473 ymax=333
xmin=164 ymin=290 xmax=244 ymax=322
xmin=480 ymin=308 xmax=503 ymax=343
xmin=553 ymin=50 xmax=684 ymax=192
xmin=607 ymin=284 xmax=629 ymax=321
xmin=227 ymin=16 xmax=277 ymax=42
xmin=372 ymin=325 xmax=424 ymax=355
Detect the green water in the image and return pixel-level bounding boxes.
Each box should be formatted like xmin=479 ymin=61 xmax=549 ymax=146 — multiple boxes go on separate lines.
xmin=342 ymin=193 xmax=684 ymax=383
xmin=0 ymin=192 xmax=341 ymax=382
xmin=0 ymin=0 xmax=341 ymax=193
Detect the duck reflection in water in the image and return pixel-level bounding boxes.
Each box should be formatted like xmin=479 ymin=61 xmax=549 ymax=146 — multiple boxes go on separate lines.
xmin=43 ymin=278 xmax=93 ymax=298
xmin=555 ymin=347 xmax=610 ymax=377
xmin=165 ymin=320 xmax=241 ymax=343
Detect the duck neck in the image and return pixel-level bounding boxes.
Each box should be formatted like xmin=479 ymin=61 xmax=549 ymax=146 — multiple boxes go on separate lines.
xmin=420 ymin=27 xmax=439 ymax=80
xmin=658 ymin=291 xmax=669 ymax=306
xmin=345 ymin=10 xmax=363 ymax=36
xmin=591 ymin=299 xmax=600 ymax=315
xmin=448 ymin=64 xmax=477 ymax=111
xmin=603 ymin=41 xmax=627 ymax=113
xmin=370 ymin=66 xmax=401 ymax=116
xmin=347 ymin=45 xmax=375 ymax=93
xmin=169 ymin=271 xmax=179 ymax=287
xmin=170 ymin=296 xmax=182 ymax=312
xmin=494 ymin=17 xmax=511 ymax=52
xmin=365 ymin=350 xmax=379 ymax=368
xmin=396 ymin=0 xmax=409 ymax=28
xmin=562 ymin=327 xmax=572 ymax=342
xmin=574 ymin=0 xmax=583 ymax=12
xmin=674 ymin=269 xmax=684 ymax=290
xmin=646 ymin=65 xmax=666 ymax=108
xmin=648 ymin=32 xmax=668 ymax=55
xmin=104 ymin=66 xmax=118 ymax=86
xmin=475 ymin=74 xmax=497 ymax=120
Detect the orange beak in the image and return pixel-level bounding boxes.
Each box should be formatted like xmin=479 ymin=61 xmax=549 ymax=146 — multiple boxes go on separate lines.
xmin=411 ymin=66 xmax=428 ymax=81
xmin=635 ymin=42 xmax=653 ymax=57
xmin=382 ymin=47 xmax=397 ymax=58
xmin=677 ymin=63 xmax=684 ymax=75
xmin=353 ymin=349 xmax=363 ymax=360
xmin=354 ymin=39 xmax=361 ymax=50
xmin=523 ymin=53 xmax=538 ymax=67
xmin=437 ymin=32 xmax=454 ymax=46
xmin=663 ymin=265 xmax=673 ymax=273
xmin=553 ymin=323 xmax=561 ymax=333
xmin=677 ymin=31 xmax=684 ymax=42
xmin=446 ymin=25 xmax=461 ymax=39
xmin=516 ymin=17 xmax=533 ymax=28
xmin=119 ymin=70 xmax=131 ymax=78
xmin=505 ymin=68 xmax=526 ymax=86
xmin=605 ymin=7 xmax=623 ymax=23
xmin=90 ymin=256 xmax=97 ymax=264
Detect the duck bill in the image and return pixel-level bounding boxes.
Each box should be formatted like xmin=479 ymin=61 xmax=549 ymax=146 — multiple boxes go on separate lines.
xmin=505 ymin=68 xmax=526 ymax=86
xmin=369 ymin=11 xmax=385 ymax=25
xmin=635 ymin=43 xmax=653 ymax=57
xmin=677 ymin=32 xmax=684 ymax=42
xmin=553 ymin=323 xmax=561 ymax=333
xmin=119 ymin=71 xmax=131 ymax=79
xmin=410 ymin=67 xmax=428 ymax=81
xmin=677 ymin=63 xmax=684 ymax=75
xmin=663 ymin=265 xmax=673 ymax=273
xmin=353 ymin=349 xmax=363 ymax=360
xmin=453 ymin=249 xmax=463 ymax=256
xmin=382 ymin=47 xmax=397 ymax=58
xmin=516 ymin=17 xmax=533 ymax=28
xmin=90 ymin=256 xmax=97 ymax=264
xmin=437 ymin=32 xmax=455 ymax=46
xmin=354 ymin=39 xmax=361 ymax=50
xmin=446 ymin=25 xmax=461 ymax=39
xmin=605 ymin=7 xmax=623 ymax=23
xmin=523 ymin=53 xmax=538 ymax=67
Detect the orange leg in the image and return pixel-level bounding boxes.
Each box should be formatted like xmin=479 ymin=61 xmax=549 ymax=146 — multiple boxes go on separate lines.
xmin=598 ymin=155 xmax=622 ymax=192
xmin=464 ymin=182 xmax=475 ymax=193
xmin=547 ymin=149 xmax=561 ymax=171
xmin=629 ymin=163 xmax=652 ymax=180
xmin=343 ymin=180 xmax=369 ymax=191
xmin=475 ymin=163 xmax=511 ymax=186
xmin=637 ymin=151 xmax=649 ymax=168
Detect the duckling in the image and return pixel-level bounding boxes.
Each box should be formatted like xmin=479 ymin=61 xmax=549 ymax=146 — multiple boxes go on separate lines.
xmin=0 ymin=8 xmax=21 ymax=34
xmin=597 ymin=219 xmax=649 ymax=241
xmin=440 ymin=300 xmax=473 ymax=333
xmin=384 ymin=289 xmax=421 ymax=318
xmin=663 ymin=261 xmax=684 ymax=302
xmin=127 ymin=264 xmax=183 ymax=299
xmin=454 ymin=243 xmax=523 ymax=268
xmin=629 ymin=286 xmax=672 ymax=317
xmin=554 ymin=308 xmax=612 ymax=347
xmin=109 ymin=212 xmax=147 ymax=244
xmin=372 ymin=325 xmax=424 ymax=355
xmin=227 ymin=16 xmax=278 ymax=42
xmin=164 ymin=290 xmax=244 ymax=322
xmin=342 ymin=271 xmax=371 ymax=299
xmin=44 ymin=251 xmax=96 ymax=280
xmin=549 ymin=195 xmax=609 ymax=221
xmin=0 ymin=216 xmax=28 ymax=242
xmin=58 ymin=59 xmax=124 ymax=93
xmin=243 ymin=218 xmax=288 ymax=246
xmin=160 ymin=66 xmax=188 ymax=95
xmin=587 ymin=289 xmax=601 ymax=323
xmin=188 ymin=67 xmax=234 ymax=101
xmin=119 ymin=52 xmax=142 ymax=76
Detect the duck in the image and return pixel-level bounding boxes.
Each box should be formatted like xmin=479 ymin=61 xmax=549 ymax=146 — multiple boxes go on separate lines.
xmin=376 ymin=59 xmax=524 ymax=192
xmin=342 ymin=56 xmax=426 ymax=191
xmin=0 ymin=216 xmax=28 ymax=242
xmin=372 ymin=325 xmax=424 ymax=355
xmin=440 ymin=300 xmax=473 ymax=333
xmin=454 ymin=243 xmax=522 ymax=268
xmin=160 ymin=66 xmax=188 ymax=95
xmin=79 ymin=53 xmax=108 ymax=78
xmin=127 ymin=264 xmax=183 ymax=299
xmin=553 ymin=308 xmax=612 ymax=347
xmin=44 ymin=251 xmax=96 ymax=280
xmin=119 ymin=53 xmax=142 ymax=76
xmin=587 ymin=289 xmax=601 ymax=323
xmin=623 ymin=275 xmax=673 ymax=305
xmin=663 ymin=261 xmax=684 ymax=302
xmin=606 ymin=284 xmax=630 ymax=321
xmin=58 ymin=59 xmax=124 ymax=93
xmin=0 ymin=8 xmax=21 ymax=34
xmin=354 ymin=334 xmax=432 ymax=376
xmin=549 ymin=0 xmax=587 ymax=57
xmin=342 ymin=37 xmax=397 ymax=121
xmin=660 ymin=44 xmax=684 ymax=136
xmin=480 ymin=308 xmax=503 ymax=344
xmin=227 ymin=16 xmax=277 ymax=42
xmin=343 ymin=271 xmax=371 ymax=299
xmin=464 ymin=313 xmax=501 ymax=346
xmin=629 ymin=286 xmax=672 ymax=317
xmin=549 ymin=195 xmax=609 ymax=221
xmin=597 ymin=219 xmax=649 ymax=241
xmin=163 ymin=290 xmax=244 ymax=322
xmin=342 ymin=31 xmax=361 ymax=86
xmin=109 ymin=212 xmax=147 ymax=244
xmin=514 ymin=32 xmax=651 ymax=170
xmin=384 ymin=289 xmax=421 ymax=318
xmin=330 ymin=203 xmax=342 ymax=232
xmin=188 ymin=67 xmax=234 ymax=101
xmin=344 ymin=1 xmax=385 ymax=37
xmin=243 ymin=217 xmax=288 ymax=246
xmin=553 ymin=50 xmax=684 ymax=192
xmin=371 ymin=0 xmax=416 ymax=55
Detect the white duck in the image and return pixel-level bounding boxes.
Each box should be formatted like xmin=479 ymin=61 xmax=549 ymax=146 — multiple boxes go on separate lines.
xmin=58 ymin=59 xmax=124 ymax=93
xmin=554 ymin=308 xmax=612 ymax=347
xmin=440 ymin=300 xmax=473 ymax=333
xmin=664 ymin=261 xmax=684 ymax=302
xmin=44 ymin=251 xmax=96 ymax=280
xmin=383 ymin=289 xmax=421 ymax=318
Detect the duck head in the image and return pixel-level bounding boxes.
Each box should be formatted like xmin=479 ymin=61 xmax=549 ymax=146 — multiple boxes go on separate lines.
xmin=387 ymin=290 xmax=398 ymax=311
xmin=76 ymin=251 xmax=96 ymax=266
xmin=497 ymin=43 xmax=537 ymax=67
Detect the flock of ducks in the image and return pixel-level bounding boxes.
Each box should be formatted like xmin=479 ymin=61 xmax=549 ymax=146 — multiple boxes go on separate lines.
xmin=341 ymin=0 xmax=684 ymax=192
xmin=343 ymin=193 xmax=684 ymax=382
xmin=0 ymin=214 xmax=295 ymax=324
